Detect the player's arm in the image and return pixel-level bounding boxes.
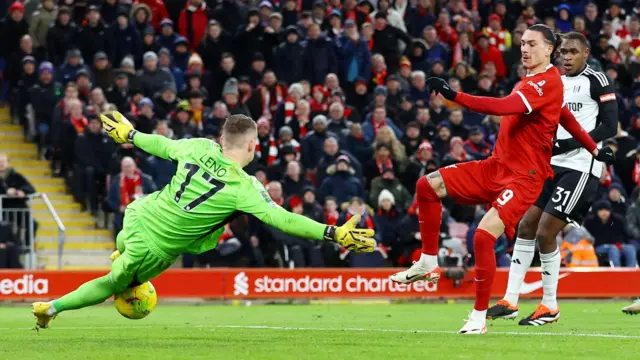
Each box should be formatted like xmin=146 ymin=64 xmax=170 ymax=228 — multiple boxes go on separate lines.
xmin=237 ymin=179 xmax=376 ymax=252
xmin=555 ymin=78 xmax=618 ymax=154
xmin=557 ymin=105 xmax=614 ymax=164
xmin=99 ymin=110 xmax=185 ymax=160
xmin=425 ymin=77 xmax=529 ymax=115
xmin=131 ymin=132 xmax=184 ymax=161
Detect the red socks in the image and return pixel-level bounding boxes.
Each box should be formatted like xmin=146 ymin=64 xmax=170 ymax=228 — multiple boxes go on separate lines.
xmin=473 ymin=228 xmax=497 ymax=311
xmin=416 ymin=176 xmax=441 ymax=256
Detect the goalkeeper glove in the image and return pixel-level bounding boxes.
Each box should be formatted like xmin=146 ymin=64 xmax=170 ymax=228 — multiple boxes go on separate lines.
xmin=324 ymin=213 xmax=376 ymax=252
xmin=100 ymin=111 xmax=136 ymax=144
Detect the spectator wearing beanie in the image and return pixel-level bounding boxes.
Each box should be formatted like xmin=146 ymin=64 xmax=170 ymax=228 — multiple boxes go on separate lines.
xmin=0 ymin=2 xmax=28 ymax=59
xmin=156 ymin=18 xmax=177 ymax=53
xmin=134 ymin=97 xmax=158 ymax=134
xmin=301 ymin=115 xmax=339 ymax=170
xmin=29 ymin=62 xmax=61 ymax=148
xmin=157 ymin=47 xmax=185 ymax=92
xmin=28 ymin=0 xmax=58 ymax=58
xmin=77 ymin=5 xmax=114 ymax=66
xmin=106 ymin=70 xmax=132 ymax=113
xmin=442 ymin=136 xmax=474 ymax=167
xmin=301 ymin=186 xmax=324 ymax=223
xmin=222 ymin=77 xmax=251 ymax=116
xmin=154 ymin=82 xmax=178 ymax=120
xmin=303 ymin=23 xmax=338 ymax=86
xmin=464 ymin=127 xmax=492 ymax=160
xmin=606 ymin=183 xmax=628 ymax=218
xmin=370 ymin=165 xmax=412 ymax=211
xmin=401 ymin=121 xmax=423 ymax=158
xmin=197 ymin=20 xmax=232 ymax=72
xmin=404 ymin=140 xmax=437 ymax=192
xmin=374 ymin=188 xmax=403 ymax=257
xmin=72 ymin=116 xmax=114 ymax=215
xmin=136 ymin=51 xmax=176 ymax=98
xmin=45 ymin=6 xmax=76 ymax=67
xmin=267 ymin=144 xmax=297 ymax=181
xmin=57 ymin=49 xmax=91 ymax=86
xmin=274 ymin=25 xmax=304 ymax=85
xmin=234 ymin=8 xmax=266 ymax=74
xmin=336 ymin=19 xmax=372 ymax=84
xmin=319 ymin=155 xmax=365 ymax=204
xmin=316 ymin=136 xmax=362 ymax=186
xmin=371 ymin=0 xmax=406 ymax=32
xmin=584 ymin=200 xmax=637 ymax=267
xmin=92 ymin=52 xmax=114 ymax=90
xmin=170 ymin=100 xmax=198 ymax=139
xmin=110 ymin=9 xmax=142 ymax=68
xmin=277 ymin=126 xmax=301 ymax=160
xmin=172 ymin=36 xmax=191 ymax=71
xmin=483 ymin=13 xmax=512 ymax=53
xmin=140 ymin=25 xmax=159 ymax=57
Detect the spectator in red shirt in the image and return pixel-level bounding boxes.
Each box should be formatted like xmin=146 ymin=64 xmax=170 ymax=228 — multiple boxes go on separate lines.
xmin=434 ymin=9 xmax=457 ymax=49
xmin=178 ymin=0 xmax=210 ymax=49
xmin=476 ymin=33 xmax=506 ymax=79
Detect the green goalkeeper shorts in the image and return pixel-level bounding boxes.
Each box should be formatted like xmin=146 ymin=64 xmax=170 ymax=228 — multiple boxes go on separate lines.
xmin=111 ymin=206 xmax=175 ymax=290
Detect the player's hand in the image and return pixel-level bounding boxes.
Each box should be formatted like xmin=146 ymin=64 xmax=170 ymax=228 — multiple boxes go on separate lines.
xmin=100 ymin=111 xmax=135 ymax=144
xmin=552 ymin=139 xmax=572 ymax=156
xmin=426 ymin=77 xmax=457 ymax=101
xmin=325 ymin=213 xmax=376 ymax=252
xmin=594 ymin=146 xmax=616 ymax=164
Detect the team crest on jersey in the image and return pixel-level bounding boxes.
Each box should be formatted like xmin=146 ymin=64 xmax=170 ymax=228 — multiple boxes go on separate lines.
xmin=527 ymin=81 xmax=544 ymax=96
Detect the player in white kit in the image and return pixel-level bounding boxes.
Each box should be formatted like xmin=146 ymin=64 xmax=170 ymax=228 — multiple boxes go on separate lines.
xmin=487 ymin=32 xmax=618 ymax=325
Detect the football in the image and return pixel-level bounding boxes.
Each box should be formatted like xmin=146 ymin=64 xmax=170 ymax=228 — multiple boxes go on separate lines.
xmin=114 ymin=282 xmax=157 ymax=320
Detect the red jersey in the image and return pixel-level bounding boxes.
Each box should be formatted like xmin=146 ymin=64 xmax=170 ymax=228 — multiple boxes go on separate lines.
xmin=493 ymin=64 xmax=564 ymax=180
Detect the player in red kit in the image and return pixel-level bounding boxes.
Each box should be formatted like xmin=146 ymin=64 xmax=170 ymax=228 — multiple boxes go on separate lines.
xmin=390 ymin=25 xmax=616 ymax=334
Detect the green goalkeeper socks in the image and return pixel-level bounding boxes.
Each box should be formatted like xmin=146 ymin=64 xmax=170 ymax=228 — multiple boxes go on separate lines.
xmin=52 ymin=274 xmax=119 ymax=313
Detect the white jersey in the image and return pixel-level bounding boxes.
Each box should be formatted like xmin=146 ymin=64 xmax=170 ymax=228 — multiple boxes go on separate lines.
xmin=553 ymin=65 xmax=616 ymax=177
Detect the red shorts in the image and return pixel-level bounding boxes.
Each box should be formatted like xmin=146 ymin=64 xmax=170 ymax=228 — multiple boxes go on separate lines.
xmin=438 ymin=157 xmax=544 ymax=239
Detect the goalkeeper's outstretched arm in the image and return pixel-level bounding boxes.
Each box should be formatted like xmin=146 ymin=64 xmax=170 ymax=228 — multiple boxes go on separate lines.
xmin=237 ymin=179 xmax=376 ymax=252
xmin=131 ymin=132 xmax=183 ymax=161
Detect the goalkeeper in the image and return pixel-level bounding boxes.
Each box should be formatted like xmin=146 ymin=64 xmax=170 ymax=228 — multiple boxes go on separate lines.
xmin=32 ymin=112 xmax=376 ymax=328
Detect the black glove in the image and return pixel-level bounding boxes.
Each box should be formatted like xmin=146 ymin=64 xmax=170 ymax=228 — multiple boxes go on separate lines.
xmin=426 ymin=77 xmax=457 ymax=101
xmin=594 ymin=146 xmax=616 ymax=164
xmin=552 ymin=139 xmax=572 ymax=156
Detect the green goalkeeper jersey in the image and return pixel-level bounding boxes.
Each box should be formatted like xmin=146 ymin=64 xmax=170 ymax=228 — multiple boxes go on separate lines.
xmin=128 ymin=133 xmax=327 ymax=259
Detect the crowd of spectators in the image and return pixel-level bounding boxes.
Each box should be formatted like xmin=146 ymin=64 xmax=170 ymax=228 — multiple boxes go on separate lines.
xmin=2 ymin=0 xmax=640 ymax=268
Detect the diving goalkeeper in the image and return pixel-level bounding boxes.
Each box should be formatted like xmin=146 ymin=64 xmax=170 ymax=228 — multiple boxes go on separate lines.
xmin=32 ymin=112 xmax=376 ymax=328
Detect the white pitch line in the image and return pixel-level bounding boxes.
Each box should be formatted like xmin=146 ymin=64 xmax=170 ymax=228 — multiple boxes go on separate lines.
xmin=0 ymin=324 xmax=638 ymax=339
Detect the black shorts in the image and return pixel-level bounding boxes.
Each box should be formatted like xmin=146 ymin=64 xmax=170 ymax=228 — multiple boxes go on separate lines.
xmin=534 ymin=166 xmax=600 ymax=224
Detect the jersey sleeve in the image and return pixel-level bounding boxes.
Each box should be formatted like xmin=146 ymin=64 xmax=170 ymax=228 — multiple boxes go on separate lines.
xmin=514 ymin=77 xmax=554 ymax=115
xmin=236 ymin=177 xmax=327 ymax=240
xmin=589 ymin=73 xmax=619 ymax=142
xmin=133 ymin=134 xmax=212 ymax=162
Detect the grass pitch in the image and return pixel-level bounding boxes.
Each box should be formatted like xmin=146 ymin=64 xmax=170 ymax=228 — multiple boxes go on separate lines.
xmin=1 ymin=302 xmax=638 ymax=360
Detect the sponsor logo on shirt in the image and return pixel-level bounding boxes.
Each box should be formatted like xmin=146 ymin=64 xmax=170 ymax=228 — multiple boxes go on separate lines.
xmin=599 ymin=93 xmax=616 ymax=102
xmin=527 ymin=80 xmax=544 ymax=96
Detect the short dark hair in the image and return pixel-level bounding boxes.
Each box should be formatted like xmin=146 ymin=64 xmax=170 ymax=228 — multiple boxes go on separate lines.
xmin=222 ymin=115 xmax=257 ymax=145
xmin=562 ymin=32 xmax=589 ymax=49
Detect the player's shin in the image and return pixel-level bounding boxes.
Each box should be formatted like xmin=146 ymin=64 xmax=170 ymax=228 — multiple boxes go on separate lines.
xmin=416 ymin=175 xmax=441 ymax=269
xmin=51 ymin=274 xmax=121 ymax=313
xmin=503 ymin=237 xmax=536 ymax=305
xmin=540 ymin=247 xmax=561 ymax=311
xmin=473 ymin=228 xmax=498 ymax=319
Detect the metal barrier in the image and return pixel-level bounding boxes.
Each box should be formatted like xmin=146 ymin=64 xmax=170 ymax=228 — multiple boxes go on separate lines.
xmin=0 ymin=193 xmax=66 ymax=269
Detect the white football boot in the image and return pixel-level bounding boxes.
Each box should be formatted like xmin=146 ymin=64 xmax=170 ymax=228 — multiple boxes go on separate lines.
xmin=389 ymin=262 xmax=442 ymax=284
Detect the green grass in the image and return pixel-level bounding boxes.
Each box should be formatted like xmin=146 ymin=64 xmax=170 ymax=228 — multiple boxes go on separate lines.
xmin=1 ymin=302 xmax=638 ymax=360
